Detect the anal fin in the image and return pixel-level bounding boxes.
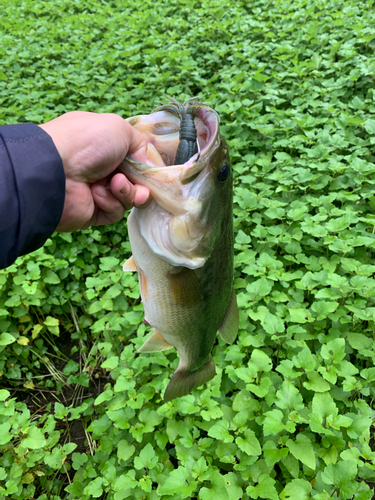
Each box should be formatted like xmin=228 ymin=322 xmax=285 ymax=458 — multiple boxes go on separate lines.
xmin=138 ymin=328 xmax=174 ymax=353
xmin=164 ymin=357 xmax=216 ymax=402
xmin=123 ymin=255 xmax=138 ymax=272
xmin=218 ymin=287 xmax=239 ymax=344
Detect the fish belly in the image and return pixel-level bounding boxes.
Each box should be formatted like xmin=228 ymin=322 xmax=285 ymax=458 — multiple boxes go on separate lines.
xmin=127 ymin=208 xmax=223 ymax=372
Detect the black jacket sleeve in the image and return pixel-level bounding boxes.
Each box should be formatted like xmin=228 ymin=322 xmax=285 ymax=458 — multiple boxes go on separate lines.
xmin=0 ymin=123 xmax=65 ymax=269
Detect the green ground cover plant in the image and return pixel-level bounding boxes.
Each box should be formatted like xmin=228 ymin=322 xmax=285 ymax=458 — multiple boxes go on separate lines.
xmin=1 ymin=0 xmax=375 ymax=498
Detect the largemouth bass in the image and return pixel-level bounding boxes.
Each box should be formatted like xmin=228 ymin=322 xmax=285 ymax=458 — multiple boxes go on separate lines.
xmin=120 ymin=98 xmax=238 ymax=401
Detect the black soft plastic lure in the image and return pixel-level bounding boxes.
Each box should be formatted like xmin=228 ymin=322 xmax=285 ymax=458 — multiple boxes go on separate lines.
xmin=152 ymin=97 xmax=216 ymax=164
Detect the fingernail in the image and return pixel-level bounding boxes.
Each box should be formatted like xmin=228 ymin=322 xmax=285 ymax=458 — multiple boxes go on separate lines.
xmin=97 ymin=186 xmax=108 ymax=198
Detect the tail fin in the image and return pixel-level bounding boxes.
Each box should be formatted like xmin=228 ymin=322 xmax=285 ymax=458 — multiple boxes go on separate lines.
xmin=164 ymin=358 xmax=216 ymax=402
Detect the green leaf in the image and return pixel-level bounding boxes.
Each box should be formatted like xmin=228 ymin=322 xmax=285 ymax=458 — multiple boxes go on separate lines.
xmin=0 ymin=389 xmax=10 ymax=401
xmin=246 ymin=278 xmax=273 ymax=300
xmin=321 ymin=338 xmax=346 ymax=362
xmin=208 ymin=419 xmax=234 ymax=443
xmin=117 ymin=440 xmax=135 ymax=462
xmin=133 ymin=442 xmax=157 ymax=469
xmin=321 ymin=460 xmax=357 ymax=487
xmin=44 ymin=270 xmax=60 ymax=284
xmin=250 ymin=349 xmax=272 ymax=372
xmin=54 ymin=402 xmax=69 ymax=419
xmin=0 ymin=332 xmax=16 ymax=346
xmin=0 ymin=423 xmax=12 ymax=445
xmin=43 ymin=316 xmax=59 ymax=335
xmin=83 ymin=477 xmax=103 ymax=498
xmin=275 ymin=380 xmax=304 ymax=410
xmin=199 ymin=470 xmax=230 ymax=500
xmin=263 ymin=441 xmax=288 ymax=467
xmin=286 ymin=433 xmax=316 ymax=470
xmin=99 ymin=257 xmax=120 ymax=271
xmin=364 ymin=118 xmax=375 ymax=134
xmin=101 ymin=356 xmax=119 ymax=369
xmin=303 ymin=371 xmax=330 ymax=392
xmin=22 ymin=426 xmax=47 ymax=450
xmin=235 ymin=429 xmax=261 ymax=456
xmin=158 ymin=467 xmax=196 ymax=497
xmin=247 ymin=474 xmax=279 ymax=500
xmin=263 ymin=409 xmax=296 ymax=436
xmin=311 ymin=301 xmax=338 ymax=320
xmin=262 ymin=312 xmax=285 ymax=334
xmin=280 ymin=478 xmax=312 ymax=500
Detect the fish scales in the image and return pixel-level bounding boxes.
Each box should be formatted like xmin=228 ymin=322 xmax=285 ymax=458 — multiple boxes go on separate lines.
xmin=121 ymin=98 xmax=239 ymax=401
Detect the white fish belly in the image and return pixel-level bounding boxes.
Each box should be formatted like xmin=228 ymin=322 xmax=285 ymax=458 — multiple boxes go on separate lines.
xmin=127 ymin=209 xmax=224 ymax=371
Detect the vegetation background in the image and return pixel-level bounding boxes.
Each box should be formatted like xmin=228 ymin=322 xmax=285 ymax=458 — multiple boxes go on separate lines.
xmin=1 ymin=0 xmax=375 ymax=498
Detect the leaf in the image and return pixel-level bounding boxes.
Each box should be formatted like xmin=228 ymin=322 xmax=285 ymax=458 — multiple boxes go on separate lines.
xmin=364 ymin=118 xmax=375 ymax=134
xmin=32 ymin=324 xmax=43 ymax=339
xmin=303 ymin=371 xmax=331 ymax=392
xmin=246 ymin=278 xmax=273 ymax=300
xmin=263 ymin=441 xmax=288 ymax=466
xmin=275 ymin=380 xmax=304 ymax=410
xmin=133 ymin=442 xmax=157 ymax=469
xmin=321 ymin=338 xmax=346 ymax=362
xmin=101 ymin=356 xmax=119 ymax=369
xmin=0 ymin=332 xmax=16 ymax=346
xmin=235 ymin=230 xmax=251 ymax=245
xmin=262 ymin=312 xmax=285 ymax=334
xmin=117 ymin=440 xmax=135 ymax=462
xmin=263 ymin=409 xmax=296 ymax=436
xmin=208 ymin=420 xmax=234 ymax=443
xmin=63 ymin=359 xmax=79 ymax=376
xmin=199 ymin=470 xmax=230 ymax=500
xmin=0 ymin=389 xmax=10 ymax=401
xmin=158 ymin=467 xmax=196 ymax=497
xmin=247 ymin=475 xmax=279 ymax=500
xmin=321 ymin=460 xmax=357 ymax=487
xmin=0 ymin=423 xmax=12 ymax=445
xmin=99 ymin=257 xmax=120 ymax=271
xmin=22 ymin=426 xmax=47 ymax=450
xmin=54 ymin=402 xmax=69 ymax=419
xmin=280 ymin=478 xmax=312 ymax=500
xmin=235 ymin=429 xmax=261 ymax=456
xmin=83 ymin=478 xmax=103 ymax=498
xmin=311 ymin=301 xmax=338 ymax=320
xmin=250 ymin=349 xmax=272 ymax=372
xmin=43 ymin=316 xmax=59 ymax=335
xmin=44 ymin=270 xmax=60 ymax=284
xmin=286 ymin=433 xmax=316 ymax=470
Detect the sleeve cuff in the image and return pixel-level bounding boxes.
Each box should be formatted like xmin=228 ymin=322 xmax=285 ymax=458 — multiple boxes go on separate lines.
xmin=0 ymin=123 xmax=65 ymax=264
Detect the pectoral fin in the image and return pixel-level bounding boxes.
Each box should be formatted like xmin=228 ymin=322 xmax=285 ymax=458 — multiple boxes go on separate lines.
xmin=138 ymin=328 xmax=174 ymax=353
xmin=218 ymin=288 xmax=239 ymax=344
xmin=167 ymin=267 xmax=202 ymax=306
xmin=123 ymin=255 xmax=138 ymax=272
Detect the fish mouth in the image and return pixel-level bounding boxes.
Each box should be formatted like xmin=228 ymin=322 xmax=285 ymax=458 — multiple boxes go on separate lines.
xmin=125 ymin=104 xmax=220 ymax=183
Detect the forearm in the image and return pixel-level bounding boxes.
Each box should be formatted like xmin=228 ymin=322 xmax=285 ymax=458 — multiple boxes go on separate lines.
xmin=0 ymin=123 xmax=65 ymax=269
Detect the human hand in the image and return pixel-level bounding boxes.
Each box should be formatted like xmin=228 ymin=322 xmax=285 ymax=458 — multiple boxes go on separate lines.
xmin=39 ymin=111 xmax=150 ymax=232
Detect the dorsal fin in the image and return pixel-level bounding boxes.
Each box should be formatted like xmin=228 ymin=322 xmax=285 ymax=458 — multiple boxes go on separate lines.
xmin=218 ymin=288 xmax=239 ymax=344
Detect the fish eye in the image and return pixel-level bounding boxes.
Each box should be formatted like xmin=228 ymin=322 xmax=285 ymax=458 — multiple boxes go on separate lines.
xmin=218 ymin=165 xmax=230 ymax=183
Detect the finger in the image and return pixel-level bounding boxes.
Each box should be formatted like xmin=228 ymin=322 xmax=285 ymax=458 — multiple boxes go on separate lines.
xmin=134 ymin=185 xmax=151 ymax=207
xmin=110 ymin=173 xmax=150 ymax=210
xmin=90 ymin=184 xmax=126 ymax=225
xmin=123 ymin=120 xmax=148 ymax=163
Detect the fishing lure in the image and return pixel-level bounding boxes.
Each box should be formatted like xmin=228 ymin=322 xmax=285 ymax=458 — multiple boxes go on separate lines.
xmin=152 ymin=97 xmax=218 ymax=164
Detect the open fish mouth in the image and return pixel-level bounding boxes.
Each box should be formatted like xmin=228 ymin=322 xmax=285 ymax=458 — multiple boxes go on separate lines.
xmin=125 ymin=98 xmax=220 ymax=178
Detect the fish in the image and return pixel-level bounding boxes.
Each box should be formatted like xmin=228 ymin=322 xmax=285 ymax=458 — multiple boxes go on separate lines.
xmin=120 ymin=97 xmax=239 ymax=401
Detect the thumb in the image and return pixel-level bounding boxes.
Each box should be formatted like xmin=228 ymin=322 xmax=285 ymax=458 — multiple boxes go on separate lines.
xmin=124 ymin=120 xmax=147 ymax=164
